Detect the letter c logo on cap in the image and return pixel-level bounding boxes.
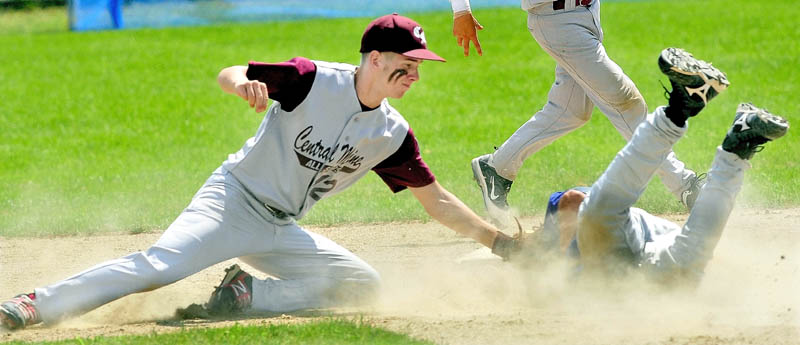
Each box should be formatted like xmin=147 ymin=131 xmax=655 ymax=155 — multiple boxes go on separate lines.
xmin=413 ymin=26 xmax=427 ymax=45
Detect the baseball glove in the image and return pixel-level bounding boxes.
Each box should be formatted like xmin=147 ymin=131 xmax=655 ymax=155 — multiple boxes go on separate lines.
xmin=491 ymin=218 xmax=529 ymax=261
xmin=491 ymin=218 xmax=556 ymax=264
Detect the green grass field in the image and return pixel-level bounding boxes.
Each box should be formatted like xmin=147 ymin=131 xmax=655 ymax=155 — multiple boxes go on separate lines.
xmin=3 ymin=320 xmax=435 ymax=345
xmin=1 ymin=0 xmax=798 ymax=237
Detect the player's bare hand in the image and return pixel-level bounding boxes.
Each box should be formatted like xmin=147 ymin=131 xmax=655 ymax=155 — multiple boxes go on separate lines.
xmin=453 ymin=11 xmax=483 ymax=57
xmin=234 ymin=80 xmax=269 ymax=113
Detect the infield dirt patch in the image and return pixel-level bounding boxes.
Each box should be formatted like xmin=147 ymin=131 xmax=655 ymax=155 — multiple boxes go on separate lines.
xmin=1 ymin=207 xmax=798 ymax=344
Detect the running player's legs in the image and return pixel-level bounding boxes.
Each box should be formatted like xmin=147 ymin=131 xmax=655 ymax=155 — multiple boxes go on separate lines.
xmin=241 ymin=225 xmax=380 ymax=312
xmin=528 ymin=9 xmax=645 ymax=135
xmin=33 ymin=174 xmax=278 ymax=324
xmin=491 ymin=64 xmax=593 ymax=180
xmin=527 ymin=8 xmax=694 ymax=197
xmin=577 ymin=108 xmax=684 ymax=267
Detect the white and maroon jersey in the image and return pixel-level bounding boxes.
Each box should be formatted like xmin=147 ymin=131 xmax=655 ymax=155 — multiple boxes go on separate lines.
xmin=520 ymin=0 xmax=597 ymax=11
xmin=221 ymin=57 xmax=435 ymax=220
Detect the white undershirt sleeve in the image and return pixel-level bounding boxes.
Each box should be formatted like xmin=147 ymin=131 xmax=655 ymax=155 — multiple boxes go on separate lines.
xmin=450 ymin=0 xmax=472 ymax=13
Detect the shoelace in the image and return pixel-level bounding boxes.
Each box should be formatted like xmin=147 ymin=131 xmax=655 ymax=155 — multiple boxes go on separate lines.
xmin=9 ymin=296 xmax=39 ymax=324
xmin=660 ymin=80 xmax=670 ymax=101
xmin=693 ymin=173 xmax=707 ymax=186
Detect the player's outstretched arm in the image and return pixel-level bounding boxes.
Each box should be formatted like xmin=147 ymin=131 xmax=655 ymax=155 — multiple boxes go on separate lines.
xmin=451 ymin=0 xmax=483 ymax=56
xmin=409 ymin=181 xmax=501 ymax=249
xmin=217 ymin=65 xmax=269 ymax=113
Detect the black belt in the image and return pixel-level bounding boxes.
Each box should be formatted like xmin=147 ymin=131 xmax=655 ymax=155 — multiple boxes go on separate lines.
xmin=553 ymin=0 xmax=592 ymax=10
xmin=265 ymin=204 xmax=289 ymax=219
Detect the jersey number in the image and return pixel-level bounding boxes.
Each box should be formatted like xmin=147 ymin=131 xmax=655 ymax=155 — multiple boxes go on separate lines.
xmin=309 ymin=174 xmax=337 ymax=201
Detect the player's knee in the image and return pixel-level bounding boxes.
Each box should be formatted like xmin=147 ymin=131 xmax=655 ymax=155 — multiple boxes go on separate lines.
xmin=338 ymin=262 xmax=380 ymax=287
xmin=607 ymin=82 xmax=646 ymax=115
xmin=562 ymin=99 xmax=594 ymax=122
xmin=357 ymin=266 xmax=382 ymax=293
xmin=619 ymin=89 xmax=646 ymax=114
xmin=330 ymin=266 xmax=381 ymax=306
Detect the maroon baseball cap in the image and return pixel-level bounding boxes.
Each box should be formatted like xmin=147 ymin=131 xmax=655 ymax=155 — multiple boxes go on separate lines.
xmin=360 ymin=13 xmax=446 ymax=62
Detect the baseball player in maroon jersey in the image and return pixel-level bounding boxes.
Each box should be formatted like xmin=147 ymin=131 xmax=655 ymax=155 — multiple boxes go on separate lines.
xmin=450 ymin=0 xmax=708 ymax=226
xmin=0 ymin=14 xmax=510 ymax=330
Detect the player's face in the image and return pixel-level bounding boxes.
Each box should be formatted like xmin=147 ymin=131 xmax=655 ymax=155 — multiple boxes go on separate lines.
xmin=381 ymin=53 xmax=421 ymax=98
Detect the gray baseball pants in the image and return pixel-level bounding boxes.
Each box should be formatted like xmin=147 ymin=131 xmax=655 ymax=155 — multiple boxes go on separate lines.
xmin=33 ymin=171 xmax=380 ymax=324
xmin=578 ymin=107 xmax=749 ymax=281
xmin=491 ymin=3 xmax=696 ymax=198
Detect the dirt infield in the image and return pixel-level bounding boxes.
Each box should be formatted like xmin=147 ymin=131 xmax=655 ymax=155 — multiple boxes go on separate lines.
xmin=1 ymin=207 xmax=798 ymax=344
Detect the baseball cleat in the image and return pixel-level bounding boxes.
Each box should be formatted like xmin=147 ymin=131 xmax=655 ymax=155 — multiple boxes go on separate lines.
xmin=471 ymin=154 xmax=513 ymax=227
xmin=722 ymin=103 xmax=789 ymax=160
xmin=659 ymin=47 xmax=729 ymax=113
xmin=206 ymin=264 xmax=253 ymax=315
xmin=0 ymin=293 xmax=41 ymax=330
xmin=680 ymin=173 xmax=706 ymax=210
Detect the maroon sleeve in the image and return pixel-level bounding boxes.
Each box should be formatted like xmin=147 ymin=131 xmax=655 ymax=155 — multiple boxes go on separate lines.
xmin=372 ymin=129 xmax=436 ymax=193
xmin=245 ymin=57 xmax=316 ymax=112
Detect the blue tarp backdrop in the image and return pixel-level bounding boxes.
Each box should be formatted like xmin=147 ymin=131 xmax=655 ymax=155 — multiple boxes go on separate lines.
xmin=68 ymin=0 xmax=521 ymax=31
